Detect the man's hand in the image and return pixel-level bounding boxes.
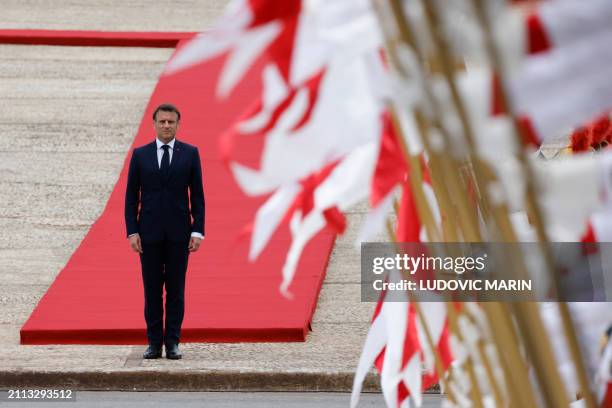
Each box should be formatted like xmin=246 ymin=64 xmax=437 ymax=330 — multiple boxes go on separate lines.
xmin=129 ymin=234 xmax=143 ymax=253
xmin=189 ymin=236 xmax=202 ymax=252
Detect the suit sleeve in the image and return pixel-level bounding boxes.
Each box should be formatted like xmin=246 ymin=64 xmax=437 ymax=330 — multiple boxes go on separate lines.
xmin=124 ymin=149 xmax=141 ymax=237
xmin=189 ymin=147 xmax=205 ymax=236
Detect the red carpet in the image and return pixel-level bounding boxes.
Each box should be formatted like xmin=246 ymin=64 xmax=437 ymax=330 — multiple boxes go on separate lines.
xmin=20 ymin=38 xmax=336 ymax=344
xmin=0 ymin=29 xmax=195 ymax=47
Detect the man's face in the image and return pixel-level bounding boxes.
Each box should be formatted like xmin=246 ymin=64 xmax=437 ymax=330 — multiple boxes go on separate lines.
xmin=154 ymin=110 xmax=179 ymax=143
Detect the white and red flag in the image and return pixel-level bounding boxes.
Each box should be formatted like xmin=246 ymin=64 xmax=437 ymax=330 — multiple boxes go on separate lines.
xmin=226 ymin=52 xmax=386 ymax=295
xmin=164 ymin=0 xmax=381 ymax=97
xmin=351 ymin=283 xmax=452 ymax=408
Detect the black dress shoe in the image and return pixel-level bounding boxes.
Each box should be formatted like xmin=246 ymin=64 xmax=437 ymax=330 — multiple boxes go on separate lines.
xmin=143 ymin=345 xmax=162 ymax=359
xmin=165 ymin=343 xmax=182 ymax=360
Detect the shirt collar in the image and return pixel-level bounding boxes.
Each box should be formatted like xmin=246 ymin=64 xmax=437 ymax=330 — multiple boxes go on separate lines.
xmin=156 ymin=138 xmax=176 ymax=150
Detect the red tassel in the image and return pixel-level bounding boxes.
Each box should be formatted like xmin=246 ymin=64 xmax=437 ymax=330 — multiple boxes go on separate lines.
xmin=490 ymin=73 xmax=506 ymax=116
xmin=526 ymin=12 xmax=552 ymax=54
xmin=570 ymin=127 xmax=592 ymax=153
xmin=323 ymin=206 xmax=347 ymax=234
xmin=517 ymin=116 xmax=541 ymax=148
xmin=580 ymin=223 xmax=599 ymax=256
xmin=590 ymin=115 xmax=610 ymax=149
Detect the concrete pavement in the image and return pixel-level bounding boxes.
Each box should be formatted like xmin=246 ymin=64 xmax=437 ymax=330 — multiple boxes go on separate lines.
xmin=1 ymin=0 xmax=226 ymax=32
xmin=0 ymin=392 xmax=444 ymax=408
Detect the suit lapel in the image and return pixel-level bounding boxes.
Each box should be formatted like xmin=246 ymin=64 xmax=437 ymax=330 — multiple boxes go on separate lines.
xmin=147 ymin=141 xmax=159 ymax=172
xmin=167 ymin=140 xmax=183 ymax=181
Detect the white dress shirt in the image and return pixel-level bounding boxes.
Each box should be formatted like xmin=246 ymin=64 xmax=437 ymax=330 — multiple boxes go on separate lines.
xmin=156 ymin=137 xmax=175 ymax=168
xmin=129 ymin=138 xmax=203 ymax=240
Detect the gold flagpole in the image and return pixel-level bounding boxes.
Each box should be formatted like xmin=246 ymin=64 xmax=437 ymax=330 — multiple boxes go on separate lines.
xmin=374 ymin=1 xmax=543 ymax=406
xmin=416 ymin=0 xmax=571 ymax=406
xmin=420 ymin=3 xmax=570 ymax=405
xmin=386 ymin=0 xmax=484 ymax=243
xmin=469 ymin=1 xmax=598 ymax=406
xmin=380 ymin=2 xmax=543 ymax=407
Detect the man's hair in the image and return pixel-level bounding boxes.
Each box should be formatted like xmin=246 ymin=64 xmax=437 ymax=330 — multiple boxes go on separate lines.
xmin=152 ymin=103 xmax=181 ymax=122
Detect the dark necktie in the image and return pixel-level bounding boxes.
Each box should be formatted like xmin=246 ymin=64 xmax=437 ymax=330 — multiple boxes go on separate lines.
xmin=160 ymin=145 xmax=170 ymax=176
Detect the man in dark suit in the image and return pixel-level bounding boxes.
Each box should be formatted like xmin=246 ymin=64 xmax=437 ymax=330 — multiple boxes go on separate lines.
xmin=124 ymin=103 xmax=205 ymax=360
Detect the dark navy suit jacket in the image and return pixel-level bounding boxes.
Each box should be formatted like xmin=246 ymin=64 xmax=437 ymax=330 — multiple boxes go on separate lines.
xmin=124 ymin=139 xmax=205 ymax=244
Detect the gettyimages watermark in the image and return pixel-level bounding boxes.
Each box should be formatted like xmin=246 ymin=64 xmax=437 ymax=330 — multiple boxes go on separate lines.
xmin=361 ymin=242 xmax=612 ymax=302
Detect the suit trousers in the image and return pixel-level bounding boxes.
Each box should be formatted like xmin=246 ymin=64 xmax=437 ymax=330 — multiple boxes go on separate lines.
xmin=140 ymin=236 xmax=189 ymax=347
